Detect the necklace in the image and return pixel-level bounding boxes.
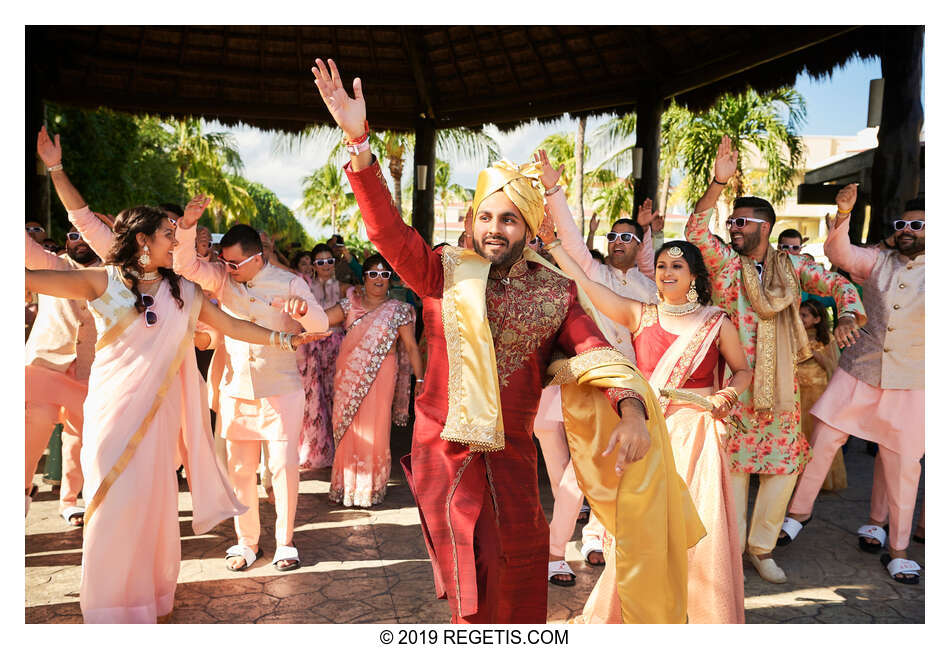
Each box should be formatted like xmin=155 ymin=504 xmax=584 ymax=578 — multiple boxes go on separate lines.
xmin=129 ymin=268 xmax=161 ymax=281
xmin=658 ymin=301 xmax=701 ymax=316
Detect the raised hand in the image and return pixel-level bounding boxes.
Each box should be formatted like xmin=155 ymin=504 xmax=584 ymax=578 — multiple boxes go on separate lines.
xmin=637 ymin=198 xmax=659 ymax=228
xmin=311 ymin=58 xmax=366 ymax=140
xmin=537 ymin=205 xmax=557 ymax=245
xmin=37 ymin=126 xmax=62 ymax=168
xmin=589 ymin=212 xmax=600 ymax=234
xmin=714 ymin=135 xmax=738 ymax=183
xmin=180 ymin=195 xmax=211 ymax=230
xmin=533 ymin=149 xmax=564 ymax=191
xmin=835 ymin=183 xmax=858 ymax=214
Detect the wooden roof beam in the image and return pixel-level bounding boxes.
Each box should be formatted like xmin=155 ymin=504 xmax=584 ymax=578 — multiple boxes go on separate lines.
xmin=401 ymin=27 xmax=436 ymax=119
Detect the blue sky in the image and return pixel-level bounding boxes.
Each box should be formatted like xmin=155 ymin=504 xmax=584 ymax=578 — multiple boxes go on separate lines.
xmin=229 ymin=53 xmax=901 ymax=232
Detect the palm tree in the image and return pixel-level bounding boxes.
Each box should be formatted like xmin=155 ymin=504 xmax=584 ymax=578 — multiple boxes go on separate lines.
xmin=589 ymin=168 xmax=635 ymax=223
xmin=299 ymin=162 xmax=355 ymax=235
xmin=433 ymin=158 xmax=472 ymax=242
xmin=575 ymin=117 xmax=587 ymax=237
xmin=168 ymin=118 xmax=256 ymax=230
xmin=678 ymin=87 xmax=806 ymax=209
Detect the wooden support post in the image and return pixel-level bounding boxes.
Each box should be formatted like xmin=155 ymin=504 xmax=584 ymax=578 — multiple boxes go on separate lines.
xmin=26 ymin=58 xmax=50 ymax=232
xmin=411 ymin=117 xmax=436 ymax=245
xmin=868 ymin=26 xmax=923 ymax=244
xmin=634 ymin=92 xmax=662 ymax=211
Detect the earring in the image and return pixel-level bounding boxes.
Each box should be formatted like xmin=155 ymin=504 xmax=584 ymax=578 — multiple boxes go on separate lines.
xmin=655 ymin=289 xmax=662 ymax=302
xmin=138 ymin=244 xmax=151 ymax=268
xmin=686 ymin=279 xmax=699 ymax=304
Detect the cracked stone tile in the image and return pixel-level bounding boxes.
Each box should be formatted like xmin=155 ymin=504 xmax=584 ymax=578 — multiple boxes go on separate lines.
xmin=322 ymin=576 xmax=390 ymax=600
xmin=205 ymin=592 xmax=279 ymax=621
xmin=189 ymin=578 xmax=264 ymax=597
xmin=273 ymin=590 xmax=330 ymax=613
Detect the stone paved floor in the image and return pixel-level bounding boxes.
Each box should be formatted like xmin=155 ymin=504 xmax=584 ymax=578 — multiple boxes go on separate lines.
xmin=25 ymin=434 xmax=923 ymax=623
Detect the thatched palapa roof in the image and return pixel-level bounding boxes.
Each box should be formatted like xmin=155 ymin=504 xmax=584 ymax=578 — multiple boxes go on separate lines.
xmin=28 ymin=25 xmax=894 ymax=133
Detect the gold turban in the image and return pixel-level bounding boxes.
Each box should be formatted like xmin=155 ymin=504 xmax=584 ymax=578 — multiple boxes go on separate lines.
xmin=472 ymin=160 xmax=545 ymax=236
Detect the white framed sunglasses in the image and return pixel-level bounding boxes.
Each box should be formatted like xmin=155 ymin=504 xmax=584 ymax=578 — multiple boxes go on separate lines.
xmin=314 ymin=258 xmax=336 ymax=266
xmin=606 ymin=231 xmax=640 ymax=243
xmin=725 ymin=216 xmax=768 ymax=229
xmin=778 ymin=243 xmax=802 ymax=252
xmin=26 ymin=226 xmax=45 ymax=233
xmin=365 ymin=270 xmax=392 ymax=279
xmin=893 ymin=220 xmax=924 ymax=231
xmin=66 ymin=232 xmax=83 ymax=242
xmin=141 ymin=294 xmax=159 ymax=327
xmin=223 ymin=252 xmax=262 ymax=271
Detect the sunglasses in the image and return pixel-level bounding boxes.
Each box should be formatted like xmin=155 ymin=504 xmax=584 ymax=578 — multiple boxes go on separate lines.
xmin=166 ymin=216 xmax=179 ymax=226
xmin=26 ymin=226 xmax=45 ymax=233
xmin=893 ymin=220 xmax=924 ymax=231
xmin=778 ymin=243 xmax=801 ymax=252
xmin=141 ymin=294 xmax=158 ymax=327
xmin=725 ymin=216 xmax=768 ymax=229
xmin=365 ymin=270 xmax=392 ymax=279
xmin=223 ymin=252 xmax=262 ymax=271
xmin=606 ymin=232 xmax=640 ymax=244
xmin=66 ymin=232 xmax=83 ymax=242
xmin=314 ymin=258 xmax=336 ymax=266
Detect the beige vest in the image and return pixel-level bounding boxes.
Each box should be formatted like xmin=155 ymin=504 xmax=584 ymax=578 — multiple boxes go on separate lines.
xmin=838 ymin=250 xmax=924 ymax=390
xmin=25 ymin=256 xmax=99 ymax=381
xmin=218 ymin=263 xmax=306 ymax=400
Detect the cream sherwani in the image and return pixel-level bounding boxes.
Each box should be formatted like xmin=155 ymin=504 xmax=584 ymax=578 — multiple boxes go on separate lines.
xmin=24 ymin=232 xmax=99 ymax=513
xmin=537 ymin=192 xmax=659 ymax=556
xmin=789 ymin=216 xmax=924 ymax=551
xmin=173 ymin=224 xmax=327 ymax=549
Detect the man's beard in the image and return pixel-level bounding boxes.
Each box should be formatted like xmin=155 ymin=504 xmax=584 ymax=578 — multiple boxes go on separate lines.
xmin=67 ymin=245 xmax=98 ymax=265
xmin=896 ymin=234 xmax=924 ymax=256
xmin=474 ymin=234 xmax=527 ymax=270
xmin=729 ymin=227 xmax=761 ymax=255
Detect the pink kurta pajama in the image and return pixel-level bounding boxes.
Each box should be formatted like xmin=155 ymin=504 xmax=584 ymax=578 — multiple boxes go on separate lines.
xmin=80 ymin=268 xmax=245 ymax=623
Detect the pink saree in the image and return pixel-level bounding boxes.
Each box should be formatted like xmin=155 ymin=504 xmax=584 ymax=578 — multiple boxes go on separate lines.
xmin=80 ymin=272 xmax=245 ymax=623
xmin=329 ymin=290 xmax=414 ymax=507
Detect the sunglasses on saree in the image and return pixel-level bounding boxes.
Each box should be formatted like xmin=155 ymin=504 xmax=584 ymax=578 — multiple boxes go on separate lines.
xmin=365 ymin=270 xmax=392 ymax=279
xmin=223 ymin=252 xmax=262 ymax=271
xmin=725 ymin=216 xmax=768 ymax=229
xmin=141 ymin=294 xmax=158 ymax=327
xmin=314 ymin=258 xmax=336 ymax=266
xmin=893 ymin=220 xmax=925 ymax=231
xmin=606 ymin=232 xmax=640 ymax=243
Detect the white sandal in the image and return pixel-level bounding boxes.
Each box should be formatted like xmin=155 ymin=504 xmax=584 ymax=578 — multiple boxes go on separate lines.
xmin=225 ymin=544 xmax=261 ymax=572
xmin=581 ymin=538 xmax=605 ymax=566
xmin=61 ymin=506 xmax=85 ymax=526
xmin=881 ymin=554 xmax=921 ymax=585
xmin=548 ymin=559 xmax=576 ymax=587
xmin=273 ymin=545 xmax=301 ymax=571
xmin=857 ymin=524 xmax=887 ymax=553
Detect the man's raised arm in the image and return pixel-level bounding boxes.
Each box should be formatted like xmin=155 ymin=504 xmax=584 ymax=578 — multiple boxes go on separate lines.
xmin=684 ymin=135 xmax=738 ymax=277
xmin=823 ymin=183 xmax=878 ymax=285
xmin=312 ymin=57 xmax=443 ymax=297
xmin=172 ymin=196 xmax=228 ymax=297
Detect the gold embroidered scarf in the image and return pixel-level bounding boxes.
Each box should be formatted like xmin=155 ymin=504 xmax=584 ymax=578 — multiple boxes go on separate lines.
xmin=741 ymin=247 xmax=811 ymax=411
xmin=439 ymin=245 xmax=610 ymax=452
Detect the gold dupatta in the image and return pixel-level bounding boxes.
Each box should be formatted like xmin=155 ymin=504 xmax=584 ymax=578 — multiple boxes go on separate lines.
xmin=741 ymin=247 xmax=811 ymax=411
xmin=438 ymin=246 xmax=611 ymax=452
xmin=549 ymin=349 xmax=705 ymax=624
xmin=83 ymin=293 xmax=203 ymax=531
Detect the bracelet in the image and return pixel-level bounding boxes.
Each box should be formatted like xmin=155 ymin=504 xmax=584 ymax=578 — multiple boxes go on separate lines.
xmin=544 ymin=185 xmax=562 ymax=196
xmin=47 ymin=163 xmax=63 ymax=173
xmin=416 ymin=378 xmax=424 ymax=383
xmin=545 ymin=238 xmax=562 ymax=251
xmin=343 ymin=120 xmax=371 ymax=145
xmin=269 ymin=331 xmax=277 ymax=347
xmin=836 ymin=209 xmax=852 ymax=216
xmin=712 ymin=176 xmax=726 ymax=186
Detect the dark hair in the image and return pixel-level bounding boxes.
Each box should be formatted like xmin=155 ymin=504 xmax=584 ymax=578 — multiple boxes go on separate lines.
xmin=778 ymin=228 xmax=803 ymax=242
xmin=362 ymin=252 xmax=393 ymax=274
xmin=733 ymin=196 xmax=776 ymax=226
xmin=800 ymin=299 xmax=831 ymax=345
xmin=611 ymin=217 xmax=645 ymax=242
xmin=159 ymin=203 xmax=184 ymax=218
xmin=220 ymin=224 xmax=263 ymax=256
xmin=654 ymin=240 xmax=712 ymax=306
xmin=291 ymin=250 xmax=311 ymax=270
xmin=590 ymin=249 xmax=606 ymax=264
xmin=904 ymin=197 xmax=925 ymax=213
xmin=107 ymin=205 xmax=184 ymax=314
xmin=310 ymin=243 xmax=333 ymax=257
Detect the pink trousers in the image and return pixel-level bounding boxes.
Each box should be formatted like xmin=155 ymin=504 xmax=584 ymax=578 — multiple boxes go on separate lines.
xmin=789 ymin=421 xmax=921 ymax=551
xmin=226 ymin=439 xmax=299 ymax=548
xmin=26 ymin=401 xmax=84 ymax=512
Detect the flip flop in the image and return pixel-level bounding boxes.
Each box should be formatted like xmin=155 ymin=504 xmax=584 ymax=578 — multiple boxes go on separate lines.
xmin=880 ymin=553 xmax=921 ymax=585
xmin=273 ymin=545 xmax=301 ymax=572
xmin=776 ymin=515 xmax=811 ymax=546
xmin=857 ymin=524 xmax=887 ymax=554
xmin=581 ymin=538 xmax=605 ymax=566
xmin=61 ymin=506 xmax=85 ymax=527
xmin=548 ymin=560 xmax=576 ymax=587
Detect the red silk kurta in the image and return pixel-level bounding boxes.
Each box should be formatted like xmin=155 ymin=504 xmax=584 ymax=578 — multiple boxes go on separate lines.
xmin=346 ymin=160 xmax=639 ymax=623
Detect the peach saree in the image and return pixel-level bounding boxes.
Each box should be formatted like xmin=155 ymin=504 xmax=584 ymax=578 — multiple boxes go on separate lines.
xmin=80 ymin=270 xmax=245 ymax=623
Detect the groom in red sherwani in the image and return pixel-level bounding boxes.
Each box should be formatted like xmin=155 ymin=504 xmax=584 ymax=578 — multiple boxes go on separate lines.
xmin=312 ymin=59 xmax=663 ymax=623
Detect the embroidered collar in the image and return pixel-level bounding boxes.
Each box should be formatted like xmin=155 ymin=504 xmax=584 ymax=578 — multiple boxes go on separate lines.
xmin=489 ymin=255 xmax=529 ymax=282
